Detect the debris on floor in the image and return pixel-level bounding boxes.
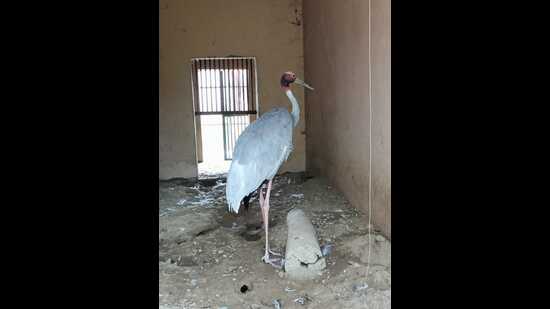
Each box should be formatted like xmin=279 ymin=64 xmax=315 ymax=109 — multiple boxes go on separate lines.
xmin=320 ymin=243 xmax=334 ymax=257
xmin=272 ymin=299 xmax=282 ymax=309
xmin=293 ymin=294 xmax=312 ymax=305
xmin=159 ymin=173 xmax=391 ymax=309
xmin=290 ymin=193 xmax=304 ymax=199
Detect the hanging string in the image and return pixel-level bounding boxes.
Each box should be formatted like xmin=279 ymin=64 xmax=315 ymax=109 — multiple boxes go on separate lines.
xmin=366 ymin=0 xmax=373 ymax=282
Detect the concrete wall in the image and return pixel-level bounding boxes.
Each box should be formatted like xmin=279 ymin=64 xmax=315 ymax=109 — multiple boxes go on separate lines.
xmin=303 ymin=0 xmax=391 ymax=238
xmin=159 ymin=0 xmax=306 ymax=179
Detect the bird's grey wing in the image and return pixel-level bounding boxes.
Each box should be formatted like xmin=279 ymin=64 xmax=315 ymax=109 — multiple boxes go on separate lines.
xmin=235 ymin=108 xmax=294 ymax=173
xmin=226 ymin=108 xmax=294 ymax=212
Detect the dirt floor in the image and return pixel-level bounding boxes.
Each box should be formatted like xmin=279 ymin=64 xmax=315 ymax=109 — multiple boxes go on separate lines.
xmin=159 ymin=173 xmax=391 ymax=309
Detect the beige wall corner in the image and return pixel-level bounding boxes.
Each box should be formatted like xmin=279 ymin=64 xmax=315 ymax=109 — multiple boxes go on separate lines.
xmin=303 ymin=0 xmax=391 ymax=238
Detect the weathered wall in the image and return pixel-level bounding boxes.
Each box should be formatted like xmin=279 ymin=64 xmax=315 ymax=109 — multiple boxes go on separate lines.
xmin=159 ymin=0 xmax=305 ymax=179
xmin=303 ymin=0 xmax=391 ymax=238
xmin=371 ymin=0 xmax=391 ymax=238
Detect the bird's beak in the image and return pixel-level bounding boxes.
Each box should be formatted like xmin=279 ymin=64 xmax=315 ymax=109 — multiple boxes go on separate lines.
xmin=295 ymin=78 xmax=314 ymax=91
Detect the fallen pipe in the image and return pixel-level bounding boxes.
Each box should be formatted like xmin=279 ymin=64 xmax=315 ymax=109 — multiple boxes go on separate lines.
xmin=284 ymin=208 xmax=326 ymax=280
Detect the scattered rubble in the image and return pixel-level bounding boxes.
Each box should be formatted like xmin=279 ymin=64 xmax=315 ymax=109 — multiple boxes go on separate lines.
xmin=159 ymin=173 xmax=391 ymax=308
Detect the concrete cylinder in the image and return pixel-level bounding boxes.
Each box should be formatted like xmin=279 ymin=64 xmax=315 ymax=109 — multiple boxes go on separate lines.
xmin=284 ymin=208 xmax=326 ymax=280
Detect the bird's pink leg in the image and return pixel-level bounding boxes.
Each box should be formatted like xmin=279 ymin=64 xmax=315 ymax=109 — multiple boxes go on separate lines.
xmin=258 ymin=183 xmax=281 ymax=256
xmin=258 ymin=184 xmax=265 ymax=206
xmin=261 ymin=180 xmax=284 ymax=268
xmin=259 ymin=182 xmax=282 ymax=256
xmin=258 ymin=184 xmax=266 ymax=225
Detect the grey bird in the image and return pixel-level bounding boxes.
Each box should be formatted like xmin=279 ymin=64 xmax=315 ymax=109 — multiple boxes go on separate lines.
xmin=226 ymin=71 xmax=313 ymax=268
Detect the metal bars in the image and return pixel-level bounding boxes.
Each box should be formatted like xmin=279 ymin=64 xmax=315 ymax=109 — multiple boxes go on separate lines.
xmin=223 ymin=115 xmax=250 ymax=160
xmin=191 ymin=57 xmax=258 ymax=160
xmin=192 ymin=57 xmax=257 ymax=115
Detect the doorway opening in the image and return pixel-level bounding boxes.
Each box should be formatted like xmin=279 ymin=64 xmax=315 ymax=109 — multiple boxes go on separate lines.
xmin=190 ymin=57 xmax=258 ymax=177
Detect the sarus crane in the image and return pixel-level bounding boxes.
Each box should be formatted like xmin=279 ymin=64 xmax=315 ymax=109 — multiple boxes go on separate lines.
xmin=226 ymin=71 xmax=313 ymax=268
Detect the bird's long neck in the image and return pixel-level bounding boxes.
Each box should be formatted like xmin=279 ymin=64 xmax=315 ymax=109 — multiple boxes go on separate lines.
xmin=285 ymin=89 xmax=300 ymax=127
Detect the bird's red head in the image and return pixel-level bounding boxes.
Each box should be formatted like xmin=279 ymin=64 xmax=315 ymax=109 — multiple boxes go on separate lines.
xmin=280 ymin=71 xmax=297 ymax=88
xmin=280 ymin=71 xmax=314 ymax=91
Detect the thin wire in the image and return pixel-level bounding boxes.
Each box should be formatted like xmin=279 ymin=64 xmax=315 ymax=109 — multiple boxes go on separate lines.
xmin=366 ymin=0 xmax=373 ymax=281
xmin=387 ymin=0 xmax=391 ymax=265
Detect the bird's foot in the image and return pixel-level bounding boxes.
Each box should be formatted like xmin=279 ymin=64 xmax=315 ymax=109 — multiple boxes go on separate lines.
xmin=269 ymin=249 xmax=283 ymax=256
xmin=262 ymin=253 xmax=285 ymax=269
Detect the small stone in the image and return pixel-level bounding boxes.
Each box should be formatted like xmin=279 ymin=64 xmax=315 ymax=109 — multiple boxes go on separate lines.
xmin=352 ymin=283 xmax=369 ymax=291
xmin=375 ymin=234 xmax=386 ymax=242
xmin=227 ymin=266 xmax=237 ymax=272
xmin=347 ymin=261 xmax=361 ymax=267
